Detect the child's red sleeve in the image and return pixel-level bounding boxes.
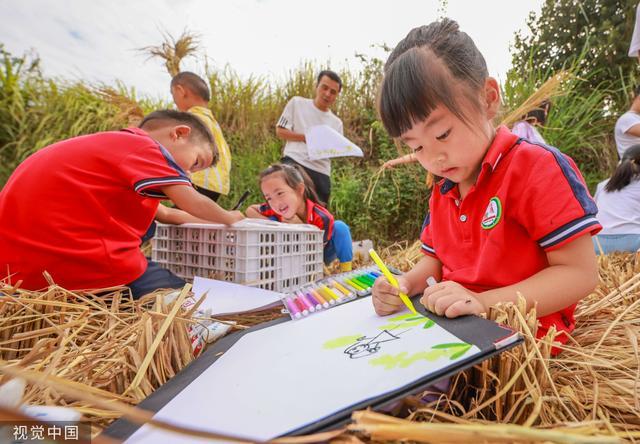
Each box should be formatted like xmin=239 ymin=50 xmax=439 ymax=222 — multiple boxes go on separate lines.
xmin=419 ymin=212 xmax=437 ymax=257
xmin=121 ymin=143 xmax=192 ymax=198
xmin=515 ymin=149 xmax=601 ymax=251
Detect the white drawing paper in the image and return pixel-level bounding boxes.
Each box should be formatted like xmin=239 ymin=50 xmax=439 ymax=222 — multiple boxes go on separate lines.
xmin=305 ymin=125 xmax=364 ymax=160
xmin=125 ymin=297 xmax=480 ymax=443
xmin=191 ymin=277 xmax=283 ymax=316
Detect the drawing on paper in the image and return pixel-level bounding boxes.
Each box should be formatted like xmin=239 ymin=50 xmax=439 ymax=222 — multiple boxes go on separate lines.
xmin=322 ymin=312 xmax=473 ymax=367
xmin=343 ymin=329 xmax=410 ymax=359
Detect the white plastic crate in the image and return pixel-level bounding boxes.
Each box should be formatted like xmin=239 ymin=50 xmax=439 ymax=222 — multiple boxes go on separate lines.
xmin=151 ymin=219 xmax=324 ymax=293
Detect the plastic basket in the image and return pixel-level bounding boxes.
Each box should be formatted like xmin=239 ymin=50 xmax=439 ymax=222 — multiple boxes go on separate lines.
xmin=151 ymin=219 xmax=324 ymax=293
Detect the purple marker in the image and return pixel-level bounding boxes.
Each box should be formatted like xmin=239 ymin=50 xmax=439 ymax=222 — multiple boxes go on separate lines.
xmin=296 ymin=291 xmax=316 ymax=313
xmin=285 ymin=296 xmax=302 ymax=319
xmin=300 ymin=290 xmax=322 ymax=311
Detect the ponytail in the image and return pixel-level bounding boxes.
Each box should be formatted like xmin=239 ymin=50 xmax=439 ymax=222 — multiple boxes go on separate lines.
xmin=605 ymin=144 xmax=640 ymax=192
xmin=259 ymin=163 xmax=320 ymax=204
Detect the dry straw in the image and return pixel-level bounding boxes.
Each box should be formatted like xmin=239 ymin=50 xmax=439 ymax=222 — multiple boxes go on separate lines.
xmin=1 ymin=252 xmax=639 ymax=443
xmin=0 ymin=281 xmax=206 ymax=431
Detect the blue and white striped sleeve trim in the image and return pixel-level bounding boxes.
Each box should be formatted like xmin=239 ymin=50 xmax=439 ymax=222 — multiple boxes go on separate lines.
xmin=134 ymin=176 xmax=192 ymax=198
xmin=538 ymin=215 xmax=601 ymax=249
xmin=421 ymin=243 xmax=436 ymax=255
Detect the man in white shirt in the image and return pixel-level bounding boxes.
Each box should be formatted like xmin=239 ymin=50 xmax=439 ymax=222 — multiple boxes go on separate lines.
xmin=614 ymin=85 xmax=640 ymax=159
xmin=276 ymin=70 xmax=343 ymax=206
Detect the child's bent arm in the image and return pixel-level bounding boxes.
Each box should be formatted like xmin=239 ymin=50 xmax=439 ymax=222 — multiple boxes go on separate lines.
xmin=402 ymin=255 xmax=443 ymax=296
xmin=155 ymin=205 xmax=210 ymax=224
xmin=161 ymin=185 xmax=245 ymax=225
xmin=275 ymin=126 xmax=305 ymax=142
xmin=479 ymin=234 xmax=598 ymax=317
xmin=246 ymin=205 xmax=268 ymax=219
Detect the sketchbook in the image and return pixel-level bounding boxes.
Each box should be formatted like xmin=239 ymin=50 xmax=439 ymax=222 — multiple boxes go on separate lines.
xmin=191 ymin=277 xmax=283 ymax=316
xmin=105 ymin=296 xmax=521 ymax=443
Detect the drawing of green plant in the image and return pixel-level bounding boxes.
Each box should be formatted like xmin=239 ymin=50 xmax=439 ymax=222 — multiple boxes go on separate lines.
xmin=369 ymin=342 xmax=472 ymax=370
xmin=323 ymin=335 xmax=363 ymax=349
xmin=378 ymin=312 xmax=435 ymax=331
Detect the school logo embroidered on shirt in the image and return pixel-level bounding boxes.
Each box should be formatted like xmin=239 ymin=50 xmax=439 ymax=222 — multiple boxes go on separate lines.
xmin=481 ymin=197 xmax=502 ymax=230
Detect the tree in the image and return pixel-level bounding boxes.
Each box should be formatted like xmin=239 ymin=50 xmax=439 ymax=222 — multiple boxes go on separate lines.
xmin=510 ymin=0 xmax=638 ymax=112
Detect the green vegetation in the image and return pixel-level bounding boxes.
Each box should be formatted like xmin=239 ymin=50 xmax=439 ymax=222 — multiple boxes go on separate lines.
xmin=0 ymin=8 xmax=629 ymax=245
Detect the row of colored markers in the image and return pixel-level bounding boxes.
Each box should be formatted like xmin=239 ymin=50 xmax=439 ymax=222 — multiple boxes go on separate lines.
xmin=283 ymin=268 xmax=383 ymax=320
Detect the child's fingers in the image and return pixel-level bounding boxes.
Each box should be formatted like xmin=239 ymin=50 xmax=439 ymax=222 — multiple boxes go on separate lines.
xmin=372 ymin=296 xmax=403 ymax=316
xmin=444 ymin=298 xmax=483 ymax=318
xmin=420 ymin=284 xmax=449 ymax=313
xmin=372 ymin=277 xmax=404 ymax=315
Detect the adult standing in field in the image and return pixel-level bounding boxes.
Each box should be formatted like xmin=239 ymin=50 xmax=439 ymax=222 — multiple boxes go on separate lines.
xmin=277 ymin=70 xmax=343 ymax=206
xmin=614 ymin=85 xmax=640 ymax=160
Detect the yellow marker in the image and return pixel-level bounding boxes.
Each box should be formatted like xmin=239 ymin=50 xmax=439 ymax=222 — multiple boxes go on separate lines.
xmin=322 ymin=284 xmax=342 ymax=302
xmin=331 ymin=279 xmax=352 ymax=298
xmin=368 ymin=249 xmax=418 ymax=315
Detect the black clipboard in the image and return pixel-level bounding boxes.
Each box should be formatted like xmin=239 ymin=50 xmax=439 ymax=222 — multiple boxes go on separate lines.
xmin=103 ymin=295 xmax=522 ymax=441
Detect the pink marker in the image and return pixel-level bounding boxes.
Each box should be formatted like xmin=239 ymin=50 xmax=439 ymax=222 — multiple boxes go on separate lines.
xmin=296 ymin=291 xmax=316 ymax=313
xmin=298 ymin=290 xmax=320 ymax=311
xmin=294 ymin=296 xmax=310 ymax=316
xmin=285 ymin=297 xmax=302 ymax=319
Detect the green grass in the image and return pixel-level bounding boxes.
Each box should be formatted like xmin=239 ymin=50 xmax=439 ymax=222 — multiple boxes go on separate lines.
xmin=0 ymin=43 xmax=620 ymax=245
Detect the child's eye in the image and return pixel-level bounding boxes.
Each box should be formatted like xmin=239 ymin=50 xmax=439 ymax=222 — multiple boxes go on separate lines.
xmin=436 ymin=129 xmax=451 ymax=141
xmin=413 ymin=146 xmax=423 ymax=153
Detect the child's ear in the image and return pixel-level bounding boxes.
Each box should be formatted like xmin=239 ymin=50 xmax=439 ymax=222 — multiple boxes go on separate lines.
xmin=483 ymin=77 xmax=500 ymax=120
xmin=171 ymin=125 xmax=192 ymax=141
xmin=295 ymin=182 xmax=306 ymax=197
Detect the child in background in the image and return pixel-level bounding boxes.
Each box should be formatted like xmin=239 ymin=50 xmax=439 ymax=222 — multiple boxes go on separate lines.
xmin=372 ymin=19 xmax=601 ymax=353
xmin=0 ymin=110 xmax=244 ymax=298
xmin=593 ymin=144 xmax=640 ymax=254
xmin=510 ymin=100 xmax=550 ymax=145
xmin=247 ymin=163 xmax=353 ymax=272
xmin=171 ymin=71 xmax=232 ymax=202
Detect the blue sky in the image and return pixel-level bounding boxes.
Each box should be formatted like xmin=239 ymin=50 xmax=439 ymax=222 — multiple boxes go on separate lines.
xmin=0 ymin=0 xmax=543 ymax=101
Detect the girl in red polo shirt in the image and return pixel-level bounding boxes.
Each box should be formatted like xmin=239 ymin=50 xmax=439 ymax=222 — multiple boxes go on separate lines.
xmin=372 ymin=19 xmax=601 ymax=353
xmin=247 ymin=163 xmax=353 ymax=271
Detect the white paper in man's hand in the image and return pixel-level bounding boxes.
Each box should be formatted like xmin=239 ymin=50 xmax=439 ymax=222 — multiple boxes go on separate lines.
xmin=305 ymin=125 xmax=364 ymax=160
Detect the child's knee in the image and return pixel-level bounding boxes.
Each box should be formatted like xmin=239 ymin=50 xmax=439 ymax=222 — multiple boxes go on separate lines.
xmin=334 ymin=220 xmax=352 ymax=240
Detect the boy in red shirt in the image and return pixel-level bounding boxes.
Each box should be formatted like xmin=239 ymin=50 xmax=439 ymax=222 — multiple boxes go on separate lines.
xmin=0 ymin=110 xmax=244 ymax=297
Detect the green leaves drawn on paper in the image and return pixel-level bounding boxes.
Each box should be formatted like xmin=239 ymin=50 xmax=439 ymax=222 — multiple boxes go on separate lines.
xmin=379 ymin=313 xmax=435 ymax=331
xmin=369 ymin=342 xmax=472 ymax=370
xmin=323 ymin=335 xmax=364 ymax=349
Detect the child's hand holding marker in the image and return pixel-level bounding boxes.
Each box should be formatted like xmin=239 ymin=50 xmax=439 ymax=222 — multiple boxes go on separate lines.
xmin=371 ymin=275 xmax=412 ymax=316
xmin=421 ymin=277 xmax=486 ymax=318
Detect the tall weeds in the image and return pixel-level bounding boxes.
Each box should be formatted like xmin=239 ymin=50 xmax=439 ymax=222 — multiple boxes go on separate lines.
xmin=0 ymin=43 xmax=620 ymax=244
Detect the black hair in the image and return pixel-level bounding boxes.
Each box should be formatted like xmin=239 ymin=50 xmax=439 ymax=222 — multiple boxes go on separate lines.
xmin=259 ymin=163 xmax=320 ymax=204
xmin=139 ymin=109 xmax=218 ymax=166
xmin=378 ymin=18 xmax=489 ymax=138
xmin=634 ymin=84 xmax=640 ymax=98
xmin=523 ymin=100 xmax=551 ymax=126
xmin=605 ymin=144 xmax=640 ymax=192
xmin=171 ymin=71 xmax=211 ymax=102
xmin=317 ymin=70 xmax=342 ymax=91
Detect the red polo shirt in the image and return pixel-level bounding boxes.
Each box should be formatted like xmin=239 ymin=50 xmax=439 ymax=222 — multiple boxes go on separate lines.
xmin=420 ymin=126 xmax=601 ymax=346
xmin=258 ymin=198 xmax=334 ymax=243
xmin=0 ymin=128 xmax=192 ymax=290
